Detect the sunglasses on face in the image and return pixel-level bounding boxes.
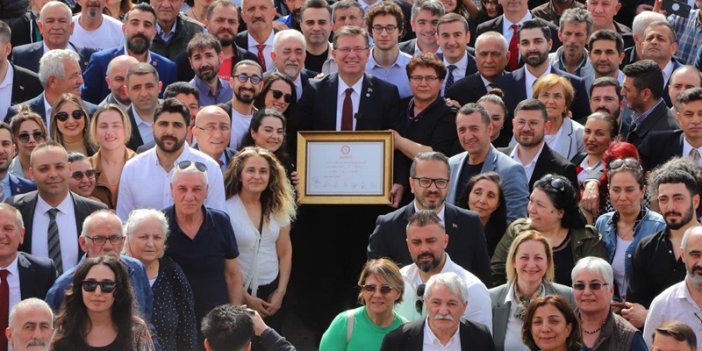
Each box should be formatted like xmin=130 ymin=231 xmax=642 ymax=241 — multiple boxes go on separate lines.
xmin=573 ymin=281 xmax=608 ymax=291
xmin=361 ymin=284 xmax=394 ymax=294
xmin=17 ymin=131 xmax=45 ymax=144
xmin=55 ymin=109 xmax=85 ymax=122
xmin=81 ymin=279 xmax=117 ymax=293
xmin=177 ymin=160 xmax=207 ymax=172
xmin=234 ymin=73 xmax=262 ymax=84
xmin=270 ymin=89 xmax=294 ymax=103
xmin=72 ymin=169 xmax=97 ymax=180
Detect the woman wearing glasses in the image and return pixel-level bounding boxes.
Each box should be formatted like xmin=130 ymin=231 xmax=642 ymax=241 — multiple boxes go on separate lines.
xmin=88 ymin=104 xmax=136 ymax=209
xmin=67 ymin=152 xmax=100 ymax=201
xmin=224 ymin=147 xmax=296 ymax=331
xmin=320 ymin=258 xmax=405 ymax=351
xmin=492 ymin=174 xmax=607 ymax=287
xmin=124 ymin=209 xmax=197 ymax=351
xmin=50 ymin=93 xmax=95 ymax=157
xmin=593 ymin=158 xmax=665 ymax=301
xmin=490 ymin=230 xmax=574 ymax=351
xmin=522 ymin=295 xmax=581 ymax=351
xmin=254 ymin=73 xmax=296 ymax=117
xmin=51 ymin=255 xmax=155 ymax=351
xmin=571 ymin=257 xmax=647 ymax=351
xmin=8 ymin=106 xmax=47 ymax=178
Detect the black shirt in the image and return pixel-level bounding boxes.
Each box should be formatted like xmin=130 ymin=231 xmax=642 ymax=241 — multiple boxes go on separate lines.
xmin=627 ymin=228 xmax=686 ymax=308
xmin=305 ymin=49 xmax=328 ymax=74
xmin=553 ymin=234 xmax=575 ymax=286
xmin=455 ymin=161 xmax=484 ymax=207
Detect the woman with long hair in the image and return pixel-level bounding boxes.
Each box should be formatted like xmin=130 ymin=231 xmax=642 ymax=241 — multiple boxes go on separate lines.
xmin=463 ymin=172 xmax=507 ymax=257
xmin=253 ymin=73 xmax=297 ymax=117
xmin=8 ymin=106 xmax=47 ymax=178
xmin=240 ymin=109 xmax=295 ymax=179
xmin=50 ymin=93 xmax=95 ymax=156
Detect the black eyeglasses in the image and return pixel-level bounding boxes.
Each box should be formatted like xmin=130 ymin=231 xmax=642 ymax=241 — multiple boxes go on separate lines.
xmin=412 ymin=177 xmax=449 ymax=189
xmin=84 ymin=235 xmax=124 ymax=245
xmin=17 ymin=131 xmax=45 ymax=144
xmin=608 ymin=158 xmax=640 ymax=171
xmin=177 ymin=160 xmax=207 ymax=172
xmin=415 ymin=283 xmax=426 ymax=314
xmin=542 ymin=174 xmax=565 ymax=192
xmin=360 ymin=284 xmax=394 ymax=294
xmin=72 ymin=169 xmax=97 ymax=180
xmin=270 ymin=89 xmax=294 ymax=103
xmin=81 ymin=279 xmax=117 ymax=293
xmin=234 ymin=73 xmax=262 ymax=84
xmin=572 ymin=281 xmax=608 ymax=291
xmin=55 ymin=109 xmax=85 ymax=122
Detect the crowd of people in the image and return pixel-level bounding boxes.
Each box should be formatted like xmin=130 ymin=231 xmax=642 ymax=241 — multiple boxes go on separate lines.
xmin=1 ymin=0 xmax=702 ymax=350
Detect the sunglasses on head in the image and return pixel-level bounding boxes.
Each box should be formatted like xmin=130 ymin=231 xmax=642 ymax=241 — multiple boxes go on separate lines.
xmin=17 ymin=131 xmax=45 ymax=144
xmin=415 ymin=283 xmax=426 ymax=314
xmin=542 ymin=174 xmax=565 ymax=192
xmin=55 ymin=109 xmax=85 ymax=122
xmin=573 ymin=281 xmax=608 ymax=291
xmin=270 ymin=89 xmax=294 ymax=103
xmin=608 ymin=158 xmax=640 ymax=171
xmin=177 ymin=160 xmax=207 ymax=172
xmin=361 ymin=284 xmax=394 ymax=294
xmin=72 ymin=169 xmax=97 ymax=180
xmin=81 ymin=279 xmax=116 ymax=293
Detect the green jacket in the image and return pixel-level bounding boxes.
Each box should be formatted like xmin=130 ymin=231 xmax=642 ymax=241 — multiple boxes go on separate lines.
xmin=490 ymin=218 xmax=608 ymax=287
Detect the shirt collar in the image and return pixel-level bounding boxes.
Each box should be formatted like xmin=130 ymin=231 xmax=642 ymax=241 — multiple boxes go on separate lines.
xmin=248 ymin=31 xmax=275 ymax=47
xmin=131 ymin=105 xmax=152 ymax=127
xmin=443 ymin=50 xmax=468 ymax=67
xmin=504 ymin=12 xmax=533 ymax=28
xmin=525 ymin=65 xmax=552 ymax=86
xmin=0 ymin=254 xmax=19 ymax=275
xmin=338 ymin=75 xmax=364 ymax=97
xmin=413 ymin=200 xmax=446 ymax=222
xmin=423 ymin=317 xmax=461 ymax=346
xmin=368 ymin=48 xmax=410 ymax=69
xmin=156 ymin=19 xmax=178 ymax=36
xmin=662 ymin=60 xmax=675 ymax=85
xmin=36 ymin=192 xmax=73 ymax=215
xmin=123 ymin=45 xmax=153 ymax=64
xmin=43 ymin=93 xmax=52 ymax=118
xmin=0 ymin=64 xmax=13 ymax=89
xmin=512 ymin=141 xmax=546 ymax=166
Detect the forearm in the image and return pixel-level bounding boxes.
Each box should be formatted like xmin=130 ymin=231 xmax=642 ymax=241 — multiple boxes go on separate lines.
xmin=395 ymin=134 xmax=432 ymax=159
xmin=277 ymin=250 xmax=292 ymax=295
xmin=225 ymin=260 xmax=243 ymax=305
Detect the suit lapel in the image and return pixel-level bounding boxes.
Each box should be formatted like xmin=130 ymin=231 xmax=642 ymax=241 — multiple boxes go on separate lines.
xmin=71 ymin=193 xmax=87 ymax=260
xmin=21 ymin=193 xmax=39 ymax=253
xmin=324 ymin=75 xmax=339 ymax=130
xmin=357 ymin=75 xmax=373 ymax=130
xmin=17 ymin=253 xmax=32 ymax=300
xmin=408 ymin=321 xmax=426 ymax=351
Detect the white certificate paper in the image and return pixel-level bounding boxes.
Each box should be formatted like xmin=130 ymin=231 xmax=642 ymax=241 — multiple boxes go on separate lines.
xmin=306 ymin=141 xmax=385 ymax=195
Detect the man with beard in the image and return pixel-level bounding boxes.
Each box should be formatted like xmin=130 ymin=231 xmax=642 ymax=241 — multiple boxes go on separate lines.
xmin=269 ymin=29 xmax=316 ymax=102
xmin=175 ymin=0 xmax=258 ymax=82
xmin=499 ymin=99 xmax=578 ymax=190
xmin=188 ymin=33 xmax=233 ymax=107
xmin=0 ymin=123 xmax=35 ymax=201
xmin=70 ymin=0 xmax=124 ymax=51
xmin=588 ymin=29 xmax=625 ymax=83
xmin=100 ymin=55 xmax=138 ymax=110
xmin=644 ymin=224 xmax=702 ymax=346
xmin=640 ymin=21 xmax=681 ymax=107
xmin=548 ymin=8 xmax=596 ymax=90
xmin=116 ymin=98 xmax=226 ymax=221
xmin=123 ymin=63 xmax=162 ymax=151
xmin=236 ymin=0 xmax=277 ymax=73
xmin=589 ymin=77 xmax=624 ymax=129
xmin=81 ymin=3 xmax=177 ymax=105
xmin=368 ymin=152 xmax=491 ymax=284
xmin=302 ymin=0 xmax=335 ymax=74
xmin=390 ymin=210 xmax=492 ymax=329
xmin=627 ymin=166 xmax=701 ymax=329
xmin=436 ymin=14 xmax=477 ymax=94
xmin=150 ymin=0 xmax=204 ymax=61
xmin=219 ymin=60 xmax=263 ymax=149
xmin=6 ymin=299 xmax=55 ymax=351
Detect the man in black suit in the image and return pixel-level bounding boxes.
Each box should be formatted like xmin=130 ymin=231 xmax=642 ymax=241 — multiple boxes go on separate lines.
xmin=236 ymin=0 xmax=277 ymax=73
xmin=10 ymin=1 xmax=94 ymax=74
xmin=436 ymin=14 xmax=477 ymax=94
xmin=368 ymin=152 xmax=491 ymax=284
xmin=380 ymin=272 xmax=495 ymax=351
xmin=124 ymin=63 xmax=162 ymax=151
xmin=5 ymin=142 xmax=107 ymax=275
xmin=269 ymin=29 xmax=317 ymax=102
xmin=0 ymin=21 xmax=43 ymax=122
xmin=399 ymin=0 xmax=445 ymax=56
xmin=640 ymin=21 xmax=682 ymax=107
xmin=494 ymin=19 xmax=591 ymax=142
xmin=6 ymin=49 xmax=97 ymax=127
xmin=500 ymin=99 xmax=578 ymax=190
xmin=639 ymin=87 xmax=702 ymax=171
xmin=622 ymin=59 xmax=678 ymax=148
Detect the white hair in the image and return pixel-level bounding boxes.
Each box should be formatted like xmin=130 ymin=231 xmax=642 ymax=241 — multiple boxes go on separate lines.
xmin=632 ymin=11 xmax=666 ymax=38
xmin=81 ymin=210 xmax=124 ymax=238
xmin=424 ymin=272 xmax=470 ymax=304
xmin=39 ymin=1 xmax=72 ymax=22
xmin=273 ymin=29 xmax=306 ymax=52
xmin=124 ymin=208 xmax=169 ymax=241
xmin=476 ymin=31 xmax=508 ymax=53
xmin=571 ymin=256 xmax=614 ymax=286
xmin=38 ymin=49 xmax=80 ymax=89
xmin=171 ymin=162 xmax=209 ymax=186
xmin=8 ymin=298 xmax=53 ymax=328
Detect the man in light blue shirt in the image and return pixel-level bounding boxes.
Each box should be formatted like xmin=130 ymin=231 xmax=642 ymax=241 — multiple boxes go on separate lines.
xmin=188 ymin=33 xmax=233 ymax=106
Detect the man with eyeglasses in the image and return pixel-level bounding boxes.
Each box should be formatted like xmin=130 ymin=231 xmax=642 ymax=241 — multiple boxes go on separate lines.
xmin=124 ymin=63 xmax=162 ymax=152
xmin=501 ymin=99 xmax=578 ymax=190
xmin=187 ymin=33 xmax=233 ymax=107
xmin=390 ymin=210 xmax=492 ymax=331
xmin=368 ymin=151 xmax=491 ymax=285
xmin=0 ymin=122 xmax=35 ymax=201
xmin=5 ymin=141 xmax=107 ymax=275
xmin=364 ymin=1 xmax=413 ymax=99
xmin=220 ymin=60 xmax=263 ymax=150
xmin=192 ymin=106 xmax=234 ymax=172
xmin=627 ymin=166 xmax=701 ymax=330
xmin=446 ymin=103 xmax=528 ymax=222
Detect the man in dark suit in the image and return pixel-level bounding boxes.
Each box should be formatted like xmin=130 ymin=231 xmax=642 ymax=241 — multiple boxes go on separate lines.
xmin=0 ymin=21 xmax=43 ymax=122
xmin=236 ymin=0 xmax=277 ymax=73
xmin=622 ymin=59 xmax=678 ymax=148
xmin=80 ymin=4 xmax=177 ymax=104
xmin=380 ymin=271 xmax=495 ymax=351
xmin=124 ymin=63 xmax=162 ymax=152
xmin=269 ymin=29 xmax=317 ymax=102
xmin=368 ymin=152 xmax=491 ymax=284
xmin=10 ymin=1 xmax=94 ymax=73
xmin=6 ymin=49 xmax=97 ymax=127
xmin=436 ymin=14 xmax=477 ymax=94
xmin=398 ymin=0 xmax=445 ymax=56
xmin=640 ymin=21 xmax=681 ymax=107
xmin=5 ymin=142 xmax=107 ymax=275
xmin=639 ymin=87 xmax=702 ymax=171
xmin=494 ymin=19 xmax=591 ymax=142
xmin=174 ymin=0 xmax=259 ymax=82
xmin=500 ymin=99 xmax=578 ymax=190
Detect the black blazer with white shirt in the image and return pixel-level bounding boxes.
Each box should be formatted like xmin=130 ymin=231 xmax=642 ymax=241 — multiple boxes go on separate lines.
xmin=17 ymin=252 xmax=57 ymax=300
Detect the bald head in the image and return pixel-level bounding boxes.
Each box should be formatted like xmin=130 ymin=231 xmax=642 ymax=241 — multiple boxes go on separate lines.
xmin=670 ymin=65 xmax=702 ymax=107
xmin=106 ymin=55 xmax=139 ymax=105
xmin=193 ymin=106 xmax=231 ymax=160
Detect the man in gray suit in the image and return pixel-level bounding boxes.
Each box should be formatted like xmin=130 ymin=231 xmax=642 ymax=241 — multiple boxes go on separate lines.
xmin=447 ymin=103 xmax=529 ymax=222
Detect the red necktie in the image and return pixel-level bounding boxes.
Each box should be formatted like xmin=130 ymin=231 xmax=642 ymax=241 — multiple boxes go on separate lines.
xmin=0 ymin=269 xmax=9 ymax=351
xmin=341 ymin=88 xmax=354 ymax=131
xmin=508 ymin=24 xmax=519 ymax=71
xmin=256 ymin=44 xmax=267 ymax=72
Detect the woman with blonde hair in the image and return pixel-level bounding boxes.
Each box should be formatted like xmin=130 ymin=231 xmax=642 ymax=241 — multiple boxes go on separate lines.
xmin=224 ymin=146 xmax=296 ymax=331
xmin=49 ymin=93 xmax=95 ymax=156
xmin=532 ymin=74 xmax=584 ymax=160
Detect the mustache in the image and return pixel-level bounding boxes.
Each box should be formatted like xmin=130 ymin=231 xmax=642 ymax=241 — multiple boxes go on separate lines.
xmin=665 ymin=211 xmax=682 ymax=217
xmin=252 ymin=16 xmax=265 ymax=23
xmin=130 ymin=33 xmax=149 ymax=41
xmin=27 ymin=339 xmax=46 ymax=347
xmin=434 ymin=313 xmax=454 ymax=321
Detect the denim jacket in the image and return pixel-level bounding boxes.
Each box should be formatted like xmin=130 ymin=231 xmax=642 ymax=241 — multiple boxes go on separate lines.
xmin=595 ymin=208 xmax=666 ymax=280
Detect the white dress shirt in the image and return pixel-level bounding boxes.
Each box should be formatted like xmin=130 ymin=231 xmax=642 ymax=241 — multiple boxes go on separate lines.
xmin=247 ymin=31 xmax=275 ymax=73
xmin=423 ymin=318 xmax=462 ymax=350
xmin=115 ymin=145 xmax=227 ymax=220
xmin=335 ymin=76 xmax=364 ymax=131
xmin=31 ymin=194 xmax=80 ymax=272
xmin=662 ymin=60 xmax=675 ymax=87
xmin=511 ymin=142 xmax=546 ymax=183
xmin=524 ymin=65 xmax=552 ymax=101
xmin=131 ymin=106 xmax=155 ymax=148
xmin=0 ymin=64 xmax=13 ymax=121
xmin=230 ymin=108 xmax=253 ymax=150
xmin=442 ymin=52 xmax=468 ymax=95
xmin=644 ymin=280 xmax=702 ymax=346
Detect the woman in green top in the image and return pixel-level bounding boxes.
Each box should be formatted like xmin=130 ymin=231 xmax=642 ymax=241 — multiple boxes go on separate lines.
xmin=320 ymin=258 xmax=405 ymax=351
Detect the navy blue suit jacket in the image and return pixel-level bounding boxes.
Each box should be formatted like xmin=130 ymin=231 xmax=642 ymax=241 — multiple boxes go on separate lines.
xmin=5 ymin=93 xmax=98 ymax=125
xmin=637 ymin=129 xmax=684 ymax=171
xmin=81 ymin=46 xmax=177 ymax=104
xmin=8 ymin=174 xmax=36 ymax=197
xmin=9 ymin=63 xmax=42 ymax=106
xmin=17 ymin=252 xmax=57 ymax=301
xmin=11 ymin=41 xmax=95 ymax=73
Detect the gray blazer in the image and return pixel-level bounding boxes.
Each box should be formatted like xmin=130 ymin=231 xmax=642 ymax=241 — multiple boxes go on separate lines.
xmin=447 ymin=145 xmax=529 ymax=222
xmin=549 ymin=118 xmax=585 ymax=161
xmin=489 ymin=282 xmax=575 ymax=351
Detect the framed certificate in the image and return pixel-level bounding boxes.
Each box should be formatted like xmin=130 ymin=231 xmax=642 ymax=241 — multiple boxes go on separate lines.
xmin=296 ymin=131 xmax=393 ymax=204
